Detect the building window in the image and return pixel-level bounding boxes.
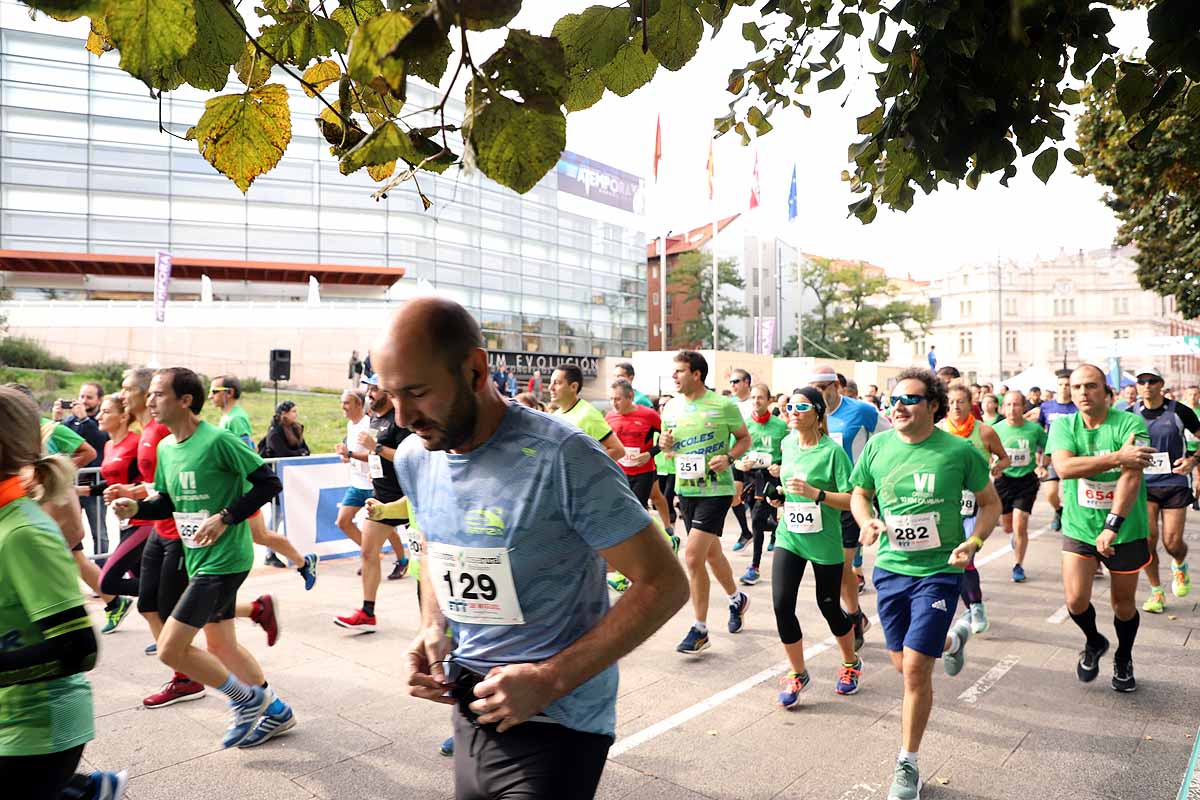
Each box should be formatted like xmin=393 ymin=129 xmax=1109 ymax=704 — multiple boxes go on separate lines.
xmin=1004 ymin=297 xmax=1018 ymax=316
xmin=1005 ymin=329 xmax=1017 ymax=354
xmin=912 ymin=336 xmax=925 ymax=358
xmin=1053 ymin=298 xmax=1076 ymax=316
xmin=665 ymin=322 xmax=673 ymax=342
xmin=1113 ymin=296 xmax=1129 ymax=315
xmin=959 ymin=331 xmax=973 ymax=355
xmin=1053 ymin=328 xmax=1077 ymax=354
xmin=652 ymin=292 xmax=659 ymax=306
xmin=1114 ymin=329 xmax=1130 ymax=339
xmin=959 ymin=299 xmax=973 ymax=318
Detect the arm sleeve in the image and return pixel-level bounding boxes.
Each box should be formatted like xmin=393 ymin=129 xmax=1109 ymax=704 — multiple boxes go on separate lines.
xmin=136 ymin=491 xmax=176 ymax=519
xmin=224 ymin=465 xmax=281 ymax=524
xmin=1176 ymin=403 xmax=1200 ymax=436
xmin=556 ymin=432 xmax=651 ymax=551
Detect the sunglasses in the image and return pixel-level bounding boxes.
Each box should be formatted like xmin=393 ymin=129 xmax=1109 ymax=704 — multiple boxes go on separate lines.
xmin=209 ymin=387 xmax=232 ymax=394
xmin=1136 ymin=378 xmax=1162 ymax=385
xmin=730 ymin=377 xmax=747 ymax=385
xmin=785 ymin=402 xmax=814 ymax=414
xmin=891 ymin=394 xmax=926 ymax=406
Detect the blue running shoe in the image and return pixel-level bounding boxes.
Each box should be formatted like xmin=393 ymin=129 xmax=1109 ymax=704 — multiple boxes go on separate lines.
xmin=238 ymin=701 xmax=296 ymax=748
xmin=222 ymin=685 xmax=269 ymax=748
xmin=767 ymin=537 xmax=775 ymax=552
xmin=1012 ymin=563 xmax=1026 ymax=583
xmin=732 ymin=538 xmax=749 ymax=552
xmin=727 ymin=591 xmax=750 ymax=633
xmin=670 ymin=535 xmax=680 ymax=555
xmin=144 ymin=642 xmax=157 ymax=656
xmin=835 ymin=659 xmax=863 ymax=695
xmin=676 ymin=626 xmax=710 ymax=655
xmin=91 ymin=769 xmax=129 ymax=800
xmin=778 ymin=670 xmax=810 ymax=708
xmin=439 ymin=735 xmax=455 ymax=757
xmin=1051 ymin=509 xmax=1062 ymax=531
xmin=739 ymin=566 xmax=760 ymax=585
xmin=300 ymin=553 xmax=319 ymax=591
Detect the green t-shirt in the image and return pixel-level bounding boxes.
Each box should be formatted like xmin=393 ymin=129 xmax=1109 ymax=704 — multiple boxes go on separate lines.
xmin=654 ymin=431 xmax=674 ymax=475
xmin=219 ymin=404 xmax=254 ymax=447
xmin=662 ymin=391 xmax=746 ymax=497
xmin=1187 ymin=404 xmax=1199 ymax=453
xmin=0 ymin=497 xmax=94 ymax=757
xmin=776 ymin=433 xmax=852 ymax=565
xmin=1045 ymin=410 xmax=1149 ymax=546
xmin=154 ymin=421 xmax=266 ymax=576
xmin=40 ymin=418 xmax=85 ymax=457
xmin=633 ymin=389 xmax=653 ymax=409
xmin=743 ymin=415 xmax=790 ymax=468
xmin=555 ymin=399 xmax=612 ymax=442
xmin=850 ymin=428 xmax=991 ymax=577
xmin=993 ymin=419 xmax=1047 ymax=478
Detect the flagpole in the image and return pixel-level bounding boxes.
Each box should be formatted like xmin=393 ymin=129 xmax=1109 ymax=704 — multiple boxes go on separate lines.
xmin=787 ymin=164 xmax=802 ymax=358
xmin=712 ymin=218 xmax=719 ymax=354
xmin=653 ymin=115 xmax=667 ymax=352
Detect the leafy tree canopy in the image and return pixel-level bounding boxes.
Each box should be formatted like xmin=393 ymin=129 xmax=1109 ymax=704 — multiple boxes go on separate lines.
xmin=669 ymin=250 xmax=748 ymax=350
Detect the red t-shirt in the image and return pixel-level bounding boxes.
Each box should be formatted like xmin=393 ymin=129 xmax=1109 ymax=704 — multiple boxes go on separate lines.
xmin=138 ymin=420 xmax=179 ymax=539
xmin=100 ymin=431 xmax=141 ymax=488
xmin=605 ymin=405 xmax=661 ymax=476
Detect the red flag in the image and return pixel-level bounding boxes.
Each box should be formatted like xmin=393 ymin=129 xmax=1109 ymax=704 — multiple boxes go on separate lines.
xmin=706 ymin=140 xmax=714 ymax=200
xmin=653 ymin=115 xmax=662 ymax=182
xmin=749 ymin=151 xmax=760 ymax=209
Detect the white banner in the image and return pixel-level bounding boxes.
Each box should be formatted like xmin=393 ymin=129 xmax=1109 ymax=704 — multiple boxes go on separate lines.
xmin=277 ymin=456 xmax=377 ymax=561
xmin=1081 ymin=335 xmax=1200 ymax=359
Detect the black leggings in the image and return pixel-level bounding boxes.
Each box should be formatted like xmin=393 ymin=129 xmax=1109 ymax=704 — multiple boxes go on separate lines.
xmin=960 ymin=565 xmax=982 ymax=608
xmin=98 ymin=524 xmax=151 ymax=597
xmin=749 ymin=474 xmax=780 ymax=569
xmin=771 ymin=548 xmax=852 ymax=645
xmin=0 ymin=744 xmax=94 ymax=799
xmin=137 ymin=531 xmax=189 ymax=617
xmin=657 ymin=473 xmax=676 ymax=524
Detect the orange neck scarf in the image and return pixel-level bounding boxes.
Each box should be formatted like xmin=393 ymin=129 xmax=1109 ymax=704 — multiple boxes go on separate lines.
xmin=945 ymin=413 xmax=976 ymax=439
xmin=0 ymin=475 xmax=27 ymax=510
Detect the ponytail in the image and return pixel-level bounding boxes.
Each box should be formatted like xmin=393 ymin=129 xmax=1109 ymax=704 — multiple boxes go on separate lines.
xmin=28 ymin=454 xmax=76 ymax=506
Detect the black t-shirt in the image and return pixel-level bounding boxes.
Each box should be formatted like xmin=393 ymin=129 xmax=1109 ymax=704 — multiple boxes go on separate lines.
xmin=369 ymin=408 xmax=410 ymax=502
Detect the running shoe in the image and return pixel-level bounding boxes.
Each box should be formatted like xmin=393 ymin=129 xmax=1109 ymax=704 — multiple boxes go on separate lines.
xmin=727 ymin=592 xmax=750 ymax=633
xmin=251 ymin=594 xmax=280 ymax=647
xmin=90 ymin=769 xmax=129 ymax=800
xmin=1142 ymin=589 xmax=1166 ymax=614
xmin=223 ymin=685 xmax=270 ymax=748
xmin=439 ymin=735 xmax=455 ymax=757
xmin=852 ymin=612 xmax=871 ymax=652
xmin=144 ymin=675 xmax=206 ymax=708
xmin=835 ymin=659 xmax=863 ymax=696
xmin=676 ymin=626 xmax=710 ymax=655
xmin=238 ymin=700 xmax=296 ymax=748
xmin=607 ymin=574 xmax=631 ymax=593
xmin=264 ymin=552 xmax=287 ymax=568
xmin=739 ymin=566 xmax=760 ymax=586
xmin=670 ymin=535 xmax=681 ymax=554
xmin=969 ymin=602 xmax=990 ymax=635
xmin=144 ymin=642 xmax=157 ymax=656
xmin=101 ymin=596 xmax=133 ymax=634
xmin=387 ymin=558 xmax=409 ymax=580
xmin=1172 ymin=561 xmax=1191 ymax=598
xmin=888 ymin=760 xmax=921 ymax=800
xmin=299 ymin=553 xmax=319 ymax=591
xmin=1012 ymin=563 xmax=1026 ymax=583
xmin=1076 ymin=635 xmax=1109 ymax=683
xmin=856 ymin=573 xmax=866 ymax=594
xmin=777 ymin=670 xmax=810 ymax=708
xmin=334 ymin=608 xmax=377 ymax=631
xmin=1112 ymin=659 xmax=1136 ymax=693
xmin=943 ymin=616 xmax=971 ymax=677
xmin=1050 ymin=508 xmax=1062 ymax=531
xmin=767 ymin=537 xmax=776 ymax=553
xmin=732 ymin=537 xmax=749 ymax=552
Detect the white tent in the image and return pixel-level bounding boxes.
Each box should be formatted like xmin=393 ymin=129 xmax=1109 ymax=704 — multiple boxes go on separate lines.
xmin=1002 ymin=366 xmax=1061 ymax=393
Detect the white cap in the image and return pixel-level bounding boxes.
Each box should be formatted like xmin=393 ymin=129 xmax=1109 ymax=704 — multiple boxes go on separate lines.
xmin=802 ymin=365 xmax=839 ymax=385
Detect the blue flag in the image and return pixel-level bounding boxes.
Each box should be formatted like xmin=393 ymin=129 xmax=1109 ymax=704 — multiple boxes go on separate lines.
xmin=787 ymin=165 xmax=798 ymax=221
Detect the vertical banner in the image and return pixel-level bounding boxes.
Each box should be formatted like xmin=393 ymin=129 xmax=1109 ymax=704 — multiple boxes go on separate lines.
xmin=153 ymin=250 xmax=172 ymax=323
xmin=760 ymin=317 xmax=777 ymax=355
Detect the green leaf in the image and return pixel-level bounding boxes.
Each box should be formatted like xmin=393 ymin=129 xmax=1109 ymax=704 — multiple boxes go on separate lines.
xmin=1064 ymin=147 xmax=1084 ymax=166
xmin=1061 ymin=87 xmax=1081 ymax=105
xmin=21 ymin=0 xmax=101 ymax=21
xmin=477 ymin=29 xmax=567 ymax=108
xmin=235 ymin=41 xmax=272 ymax=89
xmin=857 ymin=106 xmax=883 ymax=134
xmin=554 ymin=6 xmax=629 ymax=71
xmin=1115 ymin=66 xmax=1155 ymax=120
xmin=340 ymin=120 xmax=406 ymax=174
xmin=177 ymin=0 xmax=245 ymax=92
xmin=392 ymin=6 xmax=453 ymax=86
xmin=564 ymin=71 xmax=605 ymax=112
xmin=347 ymin=11 xmax=412 ymax=93
xmin=746 ymin=106 xmax=772 ymax=135
xmin=839 ymin=12 xmax=863 ymax=37
xmin=330 ymin=0 xmax=384 ymax=36
xmin=648 ymin=0 xmax=703 ymax=71
xmin=1031 ymin=146 xmax=1058 ymax=183
xmin=456 ymin=0 xmax=521 ymax=31
xmin=105 ymin=0 xmax=197 ymax=89
xmin=193 ymin=83 xmax=292 ymax=192
xmin=817 ymin=65 xmax=845 ymax=92
xmin=467 ymin=87 xmax=566 ymax=194
xmin=259 ymin=12 xmax=347 ymax=68
xmin=302 ymin=60 xmax=341 ymax=96
xmin=599 ymin=37 xmax=659 ymax=97
xmin=1091 ymin=58 xmax=1116 ymax=93
xmin=742 ymin=21 xmax=767 ymax=50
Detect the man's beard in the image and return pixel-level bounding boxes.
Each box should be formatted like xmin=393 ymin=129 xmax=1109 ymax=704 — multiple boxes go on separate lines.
xmin=419 ymin=375 xmax=479 ymax=451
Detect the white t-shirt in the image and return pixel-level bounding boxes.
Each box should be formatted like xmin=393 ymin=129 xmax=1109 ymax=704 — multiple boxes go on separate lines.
xmin=346 ymin=415 xmax=373 ymax=490
xmin=736 ymin=396 xmax=755 ymax=420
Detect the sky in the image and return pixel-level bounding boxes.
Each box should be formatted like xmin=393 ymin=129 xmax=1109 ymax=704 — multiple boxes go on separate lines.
xmin=481 ymin=2 xmax=1151 ymax=281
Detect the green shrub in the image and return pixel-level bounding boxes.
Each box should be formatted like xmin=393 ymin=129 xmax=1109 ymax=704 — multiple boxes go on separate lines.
xmin=82 ymin=361 xmax=129 ymax=391
xmin=242 ymin=376 xmax=263 ymax=393
xmin=0 ymin=336 xmax=71 ymax=371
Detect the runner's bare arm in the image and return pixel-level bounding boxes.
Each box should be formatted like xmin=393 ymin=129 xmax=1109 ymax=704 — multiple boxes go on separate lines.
xmin=1051 ymin=435 xmax=1153 ymax=479
xmin=599 ymin=432 xmax=626 ymax=462
xmin=981 ymin=426 xmax=1011 ymax=476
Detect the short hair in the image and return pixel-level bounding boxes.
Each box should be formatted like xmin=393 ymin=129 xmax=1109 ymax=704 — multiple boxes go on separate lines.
xmin=867 ymin=384 xmax=878 ymax=392
xmin=1029 ymin=385 xmax=1042 ymax=393
xmin=123 ymin=367 xmax=155 ymax=394
xmin=615 ymin=361 xmax=635 ymax=377
xmin=341 ymin=389 xmax=365 ymax=406
xmin=1186 ymin=384 xmax=1199 ymax=391
xmin=835 ymin=372 xmax=848 ymax=388
xmin=424 ymin=298 xmax=484 ymax=371
xmin=610 ymin=378 xmax=634 ymax=397
xmin=514 ymin=392 xmax=543 ymax=411
xmin=156 ymin=367 xmax=205 ymax=414
xmin=674 ymin=350 xmax=708 ymax=382
xmin=845 ymin=379 xmax=859 ymax=393
xmin=214 ymin=374 xmax=242 ymax=399
xmin=750 ymin=382 xmax=771 ymax=397
xmin=936 ymin=365 xmax=961 ymax=382
xmin=80 ymin=381 xmax=104 ymax=398
xmin=555 ymin=364 xmax=584 ymax=392
xmin=731 ymin=368 xmax=750 ymax=383
xmin=947 ymin=383 xmax=973 ymax=400
xmin=3 ymin=383 xmax=35 ymax=402
xmin=895 ymin=367 xmax=949 ymax=422
xmin=1004 ymin=389 xmax=1026 ymax=404
xmin=1054 ymin=368 xmax=1072 ymax=380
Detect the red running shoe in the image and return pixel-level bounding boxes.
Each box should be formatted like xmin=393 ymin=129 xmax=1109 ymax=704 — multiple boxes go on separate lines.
xmin=334 ymin=608 xmax=377 ymax=631
xmin=144 ymin=674 xmax=206 ymax=708
xmin=250 ymin=594 xmax=280 ymax=647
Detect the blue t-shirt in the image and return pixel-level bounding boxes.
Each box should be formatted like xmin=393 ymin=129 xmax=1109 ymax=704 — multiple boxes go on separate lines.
xmin=393 ymin=404 xmax=650 ymax=737
xmin=828 ymin=396 xmax=889 ymax=463
xmin=1038 ymin=398 xmax=1078 ymax=431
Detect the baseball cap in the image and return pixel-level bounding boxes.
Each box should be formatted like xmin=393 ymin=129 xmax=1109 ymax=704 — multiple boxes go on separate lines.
xmin=1136 ymin=367 xmax=1164 ymax=381
xmin=361 ymin=373 xmax=380 ymax=386
xmin=801 ymin=365 xmax=839 ymax=385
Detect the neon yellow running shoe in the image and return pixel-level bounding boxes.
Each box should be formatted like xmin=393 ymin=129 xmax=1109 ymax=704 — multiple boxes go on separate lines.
xmin=1172 ymin=562 xmax=1191 ymax=598
xmin=1142 ymin=589 xmax=1165 ymax=614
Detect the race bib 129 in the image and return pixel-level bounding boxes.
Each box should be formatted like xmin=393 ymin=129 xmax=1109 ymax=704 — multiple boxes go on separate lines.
xmin=428 ymin=543 xmax=524 ymax=625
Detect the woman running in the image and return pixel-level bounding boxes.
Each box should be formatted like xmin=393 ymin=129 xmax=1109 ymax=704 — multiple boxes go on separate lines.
xmin=0 ymin=386 xmax=127 ymax=799
xmin=937 ymin=384 xmax=1009 ymax=634
xmin=981 ymin=394 xmax=1002 ymax=426
xmin=736 ymin=383 xmax=788 ymax=586
xmin=768 ymin=387 xmax=862 ymax=707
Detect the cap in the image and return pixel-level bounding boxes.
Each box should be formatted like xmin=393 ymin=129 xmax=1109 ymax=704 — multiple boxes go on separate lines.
xmin=801 ymin=365 xmax=839 ymax=385
xmin=361 ymin=373 xmax=380 ymax=386
xmin=1136 ymin=367 xmax=1164 ymax=381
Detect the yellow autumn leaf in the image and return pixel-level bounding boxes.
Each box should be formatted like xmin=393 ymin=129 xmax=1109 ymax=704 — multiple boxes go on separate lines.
xmin=367 ymin=160 xmax=396 ymax=181
xmin=302 ymin=59 xmax=341 ymax=97
xmin=194 ymin=83 xmax=292 ymax=193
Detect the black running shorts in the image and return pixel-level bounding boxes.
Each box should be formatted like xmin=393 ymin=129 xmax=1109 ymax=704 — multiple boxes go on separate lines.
xmin=1146 ymin=485 xmax=1195 ymax=510
xmin=171 ymin=571 xmax=249 ymax=628
xmin=995 ymin=472 xmax=1040 ymax=515
xmin=1062 ymin=536 xmax=1151 ymax=574
xmin=626 ymin=472 xmax=657 ymax=507
xmin=678 ymin=495 xmax=733 ymax=536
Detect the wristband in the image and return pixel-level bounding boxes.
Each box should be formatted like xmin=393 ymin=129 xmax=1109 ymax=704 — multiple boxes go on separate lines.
xmin=967 ymin=535 xmax=985 ymax=550
xmin=1104 ymin=513 xmax=1125 ymax=532
xmin=815 ymin=489 xmax=827 ymax=505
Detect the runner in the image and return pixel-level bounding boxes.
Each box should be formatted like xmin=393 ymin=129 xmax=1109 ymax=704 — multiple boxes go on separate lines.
xmin=980 ymin=394 xmax=1002 ymax=426
xmin=767 ymin=387 xmax=862 ymax=706
xmin=728 ymin=368 xmax=755 ymax=550
xmin=605 ymin=379 xmax=669 ymax=529
xmin=613 ymin=362 xmax=654 ymax=408
xmin=1114 ymin=383 xmax=1138 ymax=412
xmin=808 ymin=364 xmax=891 ymax=651
xmin=334 ymin=374 xmax=410 ymax=631
xmin=735 ymin=382 xmax=788 ymax=586
xmin=375 ymin=297 xmax=687 ymax=799
xmin=112 ymin=367 xmax=296 ymax=748
xmin=1186 ymin=384 xmax=1200 ymax=507
xmin=655 ymin=394 xmax=678 ymax=528
xmin=937 ymin=384 xmax=1010 ymax=633
xmin=0 ymin=387 xmax=128 ymax=800
xmin=993 ymin=390 xmax=1048 ymax=583
xmin=613 ymin=363 xmax=674 ymax=526
xmin=1048 ymin=364 xmax=1153 ymax=692
xmin=52 ymin=382 xmax=108 ymax=566
xmin=1131 ymin=367 xmax=1198 ymax=613
xmin=850 ymin=367 xmax=1000 ymax=800
xmin=1028 ymin=369 xmax=1077 ymax=533
xmin=660 ymin=351 xmax=752 ymax=655
xmin=332 ymin=389 xmax=379 ymax=550
xmin=210 ymin=376 xmax=317 ymax=590
xmin=550 ymin=365 xmax=625 ymax=461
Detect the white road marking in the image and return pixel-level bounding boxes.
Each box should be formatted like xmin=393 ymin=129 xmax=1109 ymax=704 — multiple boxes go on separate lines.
xmin=958 ymin=654 xmax=1020 ymax=704
xmin=836 ymin=782 xmax=883 ymax=800
xmin=610 ymin=524 xmax=1051 ymax=757
xmin=1046 ymin=605 xmax=1070 ymax=624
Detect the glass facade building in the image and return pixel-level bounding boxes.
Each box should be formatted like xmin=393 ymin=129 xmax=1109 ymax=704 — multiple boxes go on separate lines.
xmin=0 ymin=3 xmax=648 ymax=357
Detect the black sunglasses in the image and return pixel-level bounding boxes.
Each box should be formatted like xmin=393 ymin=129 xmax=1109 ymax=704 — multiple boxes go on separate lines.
xmin=891 ymin=394 xmax=927 ymax=406
xmin=1136 ymin=377 xmax=1162 ymax=385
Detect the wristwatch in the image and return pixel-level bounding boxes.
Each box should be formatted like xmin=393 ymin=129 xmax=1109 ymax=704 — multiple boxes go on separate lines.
xmin=815 ymin=489 xmax=827 ymax=504
xmin=219 ymin=508 xmax=234 ymax=526
xmin=374 ymin=443 xmax=384 ymax=455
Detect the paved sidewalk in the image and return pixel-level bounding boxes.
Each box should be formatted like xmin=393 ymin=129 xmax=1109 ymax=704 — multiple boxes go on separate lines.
xmin=82 ymin=507 xmax=1200 ymax=799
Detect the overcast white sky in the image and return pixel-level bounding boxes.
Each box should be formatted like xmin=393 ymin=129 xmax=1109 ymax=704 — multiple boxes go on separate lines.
xmin=491 ymin=2 xmax=1149 ymax=280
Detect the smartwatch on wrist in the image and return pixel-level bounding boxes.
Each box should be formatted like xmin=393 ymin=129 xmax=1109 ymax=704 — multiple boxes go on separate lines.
xmin=815 ymin=489 xmax=827 ymax=505
xmin=374 ymin=443 xmax=384 ymax=455
xmin=219 ymin=508 xmax=234 ymax=526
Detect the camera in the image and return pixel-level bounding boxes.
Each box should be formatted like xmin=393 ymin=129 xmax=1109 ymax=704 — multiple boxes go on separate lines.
xmin=59 ymin=399 xmax=73 ymax=410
